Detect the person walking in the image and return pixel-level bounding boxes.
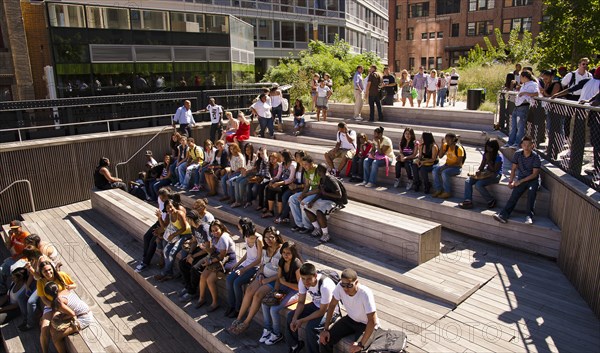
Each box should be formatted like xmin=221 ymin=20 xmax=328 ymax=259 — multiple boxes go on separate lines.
xmin=412 ymin=66 xmax=427 ymax=107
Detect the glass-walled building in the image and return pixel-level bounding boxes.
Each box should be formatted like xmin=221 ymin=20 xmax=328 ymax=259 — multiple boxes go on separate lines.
xmin=45 ymin=1 xmax=255 ymax=97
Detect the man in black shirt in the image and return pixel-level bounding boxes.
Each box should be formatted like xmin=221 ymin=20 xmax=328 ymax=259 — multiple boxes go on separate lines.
xmin=381 ymin=67 xmax=397 ymax=106
xmin=302 ymin=164 xmax=343 ymax=243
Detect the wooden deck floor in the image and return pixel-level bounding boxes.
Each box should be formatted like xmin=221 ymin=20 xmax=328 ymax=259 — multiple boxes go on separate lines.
xmin=15 ymin=201 xmax=600 ymax=353
xmin=20 ymin=204 xmax=204 ymax=353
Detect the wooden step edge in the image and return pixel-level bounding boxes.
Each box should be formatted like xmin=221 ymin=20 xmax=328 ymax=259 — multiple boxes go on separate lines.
xmin=69 ymin=214 xmax=234 ymax=353
xmin=1 ymin=322 xmax=26 ymax=353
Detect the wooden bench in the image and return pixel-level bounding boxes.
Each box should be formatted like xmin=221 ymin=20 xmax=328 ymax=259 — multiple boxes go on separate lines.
xmin=246 ymin=137 xmax=561 ymax=258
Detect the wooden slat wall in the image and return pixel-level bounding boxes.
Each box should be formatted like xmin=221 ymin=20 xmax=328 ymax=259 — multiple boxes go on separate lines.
xmin=545 ymin=172 xmax=600 ymax=318
xmin=0 ymin=127 xmax=209 ymax=224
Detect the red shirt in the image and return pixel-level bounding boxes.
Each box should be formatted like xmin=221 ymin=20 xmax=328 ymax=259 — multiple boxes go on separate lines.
xmin=10 ymin=230 xmax=30 ymax=259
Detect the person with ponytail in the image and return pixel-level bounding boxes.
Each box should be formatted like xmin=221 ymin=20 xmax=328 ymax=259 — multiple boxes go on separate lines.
xmin=431 ymin=132 xmax=466 ymax=199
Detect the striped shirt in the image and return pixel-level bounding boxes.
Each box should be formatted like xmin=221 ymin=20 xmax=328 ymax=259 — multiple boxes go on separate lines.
xmin=449 ymin=74 xmax=460 ymax=86
xmin=514 ymin=150 xmax=541 ymax=180
xmin=59 ymin=292 xmax=90 ymax=316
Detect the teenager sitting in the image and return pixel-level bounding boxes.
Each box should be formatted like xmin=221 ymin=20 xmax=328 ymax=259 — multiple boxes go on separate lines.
xmin=154 ymin=198 xmax=191 ymax=282
xmin=225 ymin=111 xmax=251 ymax=145
xmin=244 ymin=148 xmax=275 ymax=209
xmin=412 ymin=131 xmax=439 ymax=194
xmin=190 ymin=139 xmax=216 ymax=192
xmin=431 ymin=133 xmax=466 ymax=199
xmin=275 ymin=150 xmax=305 ymax=225
xmin=204 ymin=140 xmax=229 ymax=197
xmin=348 ymin=133 xmax=372 ymax=182
xmin=230 ymin=143 xmax=257 ymax=208
xmin=460 ymin=139 xmax=503 ymax=209
xmin=289 ymin=155 xmax=320 ymax=233
xmin=358 ymin=126 xmax=395 ymax=188
xmin=303 ymin=164 xmax=343 ymax=243
xmin=263 ymin=150 xmax=296 ymax=219
xmin=220 ymin=143 xmax=246 ymax=203
xmin=394 ymin=128 xmax=417 ymax=190
xmin=324 ymin=122 xmax=356 ymax=177
xmin=93 ymin=157 xmax=126 ymax=191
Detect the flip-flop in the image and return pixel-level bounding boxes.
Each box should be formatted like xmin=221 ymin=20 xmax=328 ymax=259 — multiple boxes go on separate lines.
xmin=261 ymin=212 xmax=273 ymax=218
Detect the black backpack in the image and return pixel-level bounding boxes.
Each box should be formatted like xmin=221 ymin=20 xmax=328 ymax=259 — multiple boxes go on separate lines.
xmin=316 ymin=269 xmax=340 ymax=296
xmin=454 ymin=144 xmax=467 ymax=165
xmin=366 ymin=329 xmax=408 ymax=353
xmin=334 ymin=178 xmax=348 ymax=206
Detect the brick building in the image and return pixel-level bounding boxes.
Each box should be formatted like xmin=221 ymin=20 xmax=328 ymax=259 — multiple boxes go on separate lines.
xmin=388 ymin=0 xmax=543 ymax=73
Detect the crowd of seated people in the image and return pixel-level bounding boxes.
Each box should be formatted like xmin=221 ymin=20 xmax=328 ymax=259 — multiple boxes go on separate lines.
xmin=0 ymin=221 xmax=94 ymax=353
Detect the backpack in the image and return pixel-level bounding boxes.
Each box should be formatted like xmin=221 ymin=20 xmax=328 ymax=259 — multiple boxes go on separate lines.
xmin=454 ymin=144 xmax=467 ymax=165
xmin=282 ymin=98 xmax=289 ymax=112
xmin=316 ymin=269 xmax=340 ymax=296
xmin=366 ymin=329 xmax=408 ymax=353
xmin=334 ymin=178 xmax=348 ymax=206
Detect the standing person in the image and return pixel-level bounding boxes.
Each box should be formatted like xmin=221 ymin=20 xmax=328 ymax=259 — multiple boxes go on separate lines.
xmin=561 ymin=57 xmax=591 ymax=102
xmin=323 ymin=73 xmax=333 ymax=89
xmin=324 ymin=122 xmax=356 ymax=177
xmin=270 ymin=84 xmax=284 ymax=132
xmin=425 ymin=70 xmax=438 ymax=108
xmin=172 ymin=100 xmax=196 ymax=137
xmin=460 ymin=139 xmax=503 ymax=209
xmin=93 ymin=157 xmax=126 ymax=191
xmin=353 ymin=66 xmax=365 ymax=121
xmin=431 ymin=133 xmax=466 ymax=199
xmin=365 ymin=65 xmax=383 ymax=122
xmin=358 ymin=127 xmax=395 ymax=188
xmin=285 ymin=263 xmax=337 ymax=353
xmin=292 ymin=99 xmax=306 ymax=136
xmin=412 ymin=66 xmax=427 ymax=107
xmin=310 ymin=74 xmax=320 ymax=112
xmin=436 ymin=71 xmax=448 ymax=107
xmin=199 ymin=98 xmax=224 ymax=143
xmin=315 ymin=80 xmax=333 ymax=122
xmin=448 ymin=68 xmax=460 ymax=106
xmin=381 ymin=67 xmax=397 ymax=106
xmin=303 ymin=164 xmax=344 ymax=243
xmin=251 ymin=94 xmax=274 ymax=138
xmin=398 ymin=70 xmax=414 ymax=107
xmin=318 ymin=269 xmax=378 ymax=353
xmin=494 ymin=135 xmax=541 ymax=225
xmin=506 ymin=70 xmax=540 ymax=148
xmin=394 ymin=128 xmax=417 ymax=190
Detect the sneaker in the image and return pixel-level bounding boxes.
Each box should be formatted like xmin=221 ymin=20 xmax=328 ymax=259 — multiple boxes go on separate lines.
xmin=493 ymin=213 xmax=508 ymax=224
xmin=319 ymin=234 xmax=330 ymax=243
xmin=311 ymin=228 xmax=322 ymax=238
xmin=173 ymin=183 xmax=181 ymax=188
xmin=265 ymin=332 xmax=283 ymax=345
xmin=179 ymin=293 xmax=192 ymax=302
xmin=134 ymin=263 xmax=147 ymax=273
xmin=524 ymin=216 xmax=533 ymax=225
xmin=298 ymin=227 xmax=311 ymax=234
xmin=291 ymin=341 xmax=305 ymax=353
xmin=364 ymin=182 xmax=374 ymax=188
xmin=487 ymin=199 xmax=497 ymax=209
xmin=393 ymin=178 xmax=400 ymax=188
xmin=178 ymin=288 xmax=188 ymax=297
xmin=354 ymin=116 xmax=363 ymax=121
xmin=18 ymin=323 xmax=32 ymax=332
xmin=259 ymin=329 xmax=272 ymax=343
xmin=405 ymin=180 xmax=413 ymax=191
xmin=356 ymin=181 xmax=367 ymax=186
xmin=291 ymin=225 xmax=301 ymax=232
xmin=190 ymin=186 xmax=200 ymax=192
xmin=431 ymin=190 xmax=442 ymax=197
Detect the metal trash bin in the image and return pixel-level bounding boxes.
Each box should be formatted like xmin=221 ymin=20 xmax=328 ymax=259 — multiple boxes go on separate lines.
xmin=467 ymin=88 xmax=485 ymax=110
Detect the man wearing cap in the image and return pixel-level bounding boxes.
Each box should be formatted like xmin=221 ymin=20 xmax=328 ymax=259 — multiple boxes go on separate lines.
xmin=145 ymin=150 xmax=158 ymax=170
xmin=172 ymin=100 xmax=196 ymax=137
xmin=0 ymin=221 xmax=30 ymax=291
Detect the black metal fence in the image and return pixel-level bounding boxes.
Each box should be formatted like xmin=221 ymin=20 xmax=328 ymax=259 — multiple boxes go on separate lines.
xmin=498 ymin=91 xmax=600 ymax=189
xmin=0 ymin=85 xmax=290 ymax=143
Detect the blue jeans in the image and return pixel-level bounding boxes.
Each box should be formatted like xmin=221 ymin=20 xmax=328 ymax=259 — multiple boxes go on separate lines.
xmin=183 ymin=163 xmax=200 ymax=188
xmin=499 ymin=178 xmax=540 ymax=218
xmin=259 ymin=117 xmax=274 ymax=137
xmin=17 ymin=284 xmax=39 ymax=326
xmin=161 ymin=236 xmax=186 ymax=276
xmin=226 ymin=174 xmax=243 ymax=199
xmin=272 ymin=105 xmax=283 ymax=125
xmin=233 ymin=176 xmax=249 ymax=203
xmin=289 ymin=193 xmax=316 ymax=228
xmin=285 ymin=303 xmax=325 ymax=353
xmin=432 ymin=164 xmax=461 ymax=193
xmin=464 ymin=174 xmax=501 ymax=203
xmin=368 ymin=96 xmax=383 ymax=121
xmin=222 ymin=172 xmax=240 ymax=198
xmin=261 ymin=285 xmax=298 ymax=336
xmin=437 ymin=88 xmax=447 ymax=107
xmin=151 ymin=179 xmax=171 ymax=200
xmin=177 ymin=162 xmax=188 ymax=185
xmin=412 ymin=164 xmax=435 ymax=188
xmin=363 ymin=158 xmax=387 ymax=185
xmin=226 ymin=266 xmax=258 ymax=311
xmin=280 ymin=189 xmax=298 ymax=219
xmin=508 ymin=104 xmax=530 ymax=146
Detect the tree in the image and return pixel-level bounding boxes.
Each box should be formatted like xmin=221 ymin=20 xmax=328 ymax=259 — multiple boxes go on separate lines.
xmin=537 ymin=0 xmax=600 ymax=68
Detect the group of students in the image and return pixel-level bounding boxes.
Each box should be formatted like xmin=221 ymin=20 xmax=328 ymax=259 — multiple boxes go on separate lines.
xmin=135 ymin=187 xmax=378 ymax=353
xmin=0 ymin=221 xmax=93 ymax=353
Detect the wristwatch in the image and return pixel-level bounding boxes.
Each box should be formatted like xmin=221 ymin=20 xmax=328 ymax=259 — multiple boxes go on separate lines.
xmin=356 ymin=342 xmax=364 ymax=348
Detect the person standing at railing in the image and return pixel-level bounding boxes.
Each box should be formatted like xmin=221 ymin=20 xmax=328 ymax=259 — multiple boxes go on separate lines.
xmin=251 ymin=94 xmax=274 ymax=138
xmin=560 ymin=58 xmax=592 ymax=102
xmin=506 ymin=70 xmax=539 ymax=148
xmin=197 ymin=98 xmax=223 ymax=143
xmin=172 ymin=100 xmax=196 ymax=137
xmin=581 ymin=91 xmax=600 ymax=178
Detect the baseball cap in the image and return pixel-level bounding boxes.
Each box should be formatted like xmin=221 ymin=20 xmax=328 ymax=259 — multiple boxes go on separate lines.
xmin=9 ymin=220 xmax=21 ymax=229
xmin=145 ymin=150 xmax=153 ymax=156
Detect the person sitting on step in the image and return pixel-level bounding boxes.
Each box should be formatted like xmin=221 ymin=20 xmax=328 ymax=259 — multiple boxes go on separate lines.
xmin=303 ymin=164 xmax=343 ymax=243
xmin=358 ymin=126 xmax=395 ymax=188
xmin=460 ymin=138 xmax=503 ymax=209
xmin=289 ymin=155 xmax=320 ymax=234
xmin=431 ymin=133 xmax=466 ymax=199
xmin=263 ymin=150 xmax=297 ymax=219
xmin=394 ymin=127 xmax=418 ymax=190
xmin=204 ymin=140 xmax=229 ymax=197
xmin=494 ymin=135 xmax=541 ymax=225
xmin=324 ymin=122 xmax=356 ymax=177
xmin=93 ymin=157 xmax=126 ymax=191
xmin=219 ymin=143 xmax=246 ymax=203
xmin=348 ymin=133 xmax=373 ymax=182
xmin=411 ymin=131 xmax=439 ymax=194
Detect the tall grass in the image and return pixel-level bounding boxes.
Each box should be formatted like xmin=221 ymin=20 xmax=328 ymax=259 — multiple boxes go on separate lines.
xmin=455 ymin=63 xmax=514 ymax=104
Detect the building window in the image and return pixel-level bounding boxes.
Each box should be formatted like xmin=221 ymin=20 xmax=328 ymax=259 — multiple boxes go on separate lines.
xmin=395 ymin=29 xmax=402 ymax=41
xmin=394 ymin=60 xmax=401 ymax=72
xmin=48 ymin=3 xmax=86 ymax=28
xmin=421 ymin=32 xmax=428 ymax=40
xmin=436 ymin=57 xmax=442 ymax=69
xmin=408 ymin=2 xmax=429 ymax=18
xmin=407 ymin=27 xmax=414 ymax=40
xmin=467 ymin=21 xmax=493 ymax=36
xmin=428 ymin=57 xmax=435 ymax=69
xmin=505 ymin=0 xmax=532 ymax=6
xmin=436 ymin=0 xmax=461 ymax=15
xmin=503 ymin=17 xmax=532 ymax=33
xmin=421 ymin=57 xmax=427 ymax=67
xmin=131 ymin=9 xmax=169 ymax=31
xmin=437 ymin=31 xmax=443 ymax=38
xmin=469 ymin=0 xmax=495 ymax=11
xmin=170 ymin=12 xmax=205 ymax=33
xmin=396 ymin=5 xmax=402 ymax=19
xmin=409 ymin=57 xmax=415 ymax=71
xmin=429 ymin=32 xmax=435 ymax=39
xmin=451 ymin=23 xmax=459 ymax=37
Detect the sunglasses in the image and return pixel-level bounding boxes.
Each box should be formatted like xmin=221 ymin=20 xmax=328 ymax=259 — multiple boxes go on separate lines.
xmin=340 ymin=281 xmax=356 ymax=289
xmin=581 ymin=63 xmax=589 ymax=66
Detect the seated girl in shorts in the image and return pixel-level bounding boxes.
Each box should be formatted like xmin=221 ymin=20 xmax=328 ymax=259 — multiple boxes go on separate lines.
xmin=292 ymin=99 xmax=305 ymax=136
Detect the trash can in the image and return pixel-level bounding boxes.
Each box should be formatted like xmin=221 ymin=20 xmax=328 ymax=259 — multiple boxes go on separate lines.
xmin=467 ymin=88 xmax=485 ymax=110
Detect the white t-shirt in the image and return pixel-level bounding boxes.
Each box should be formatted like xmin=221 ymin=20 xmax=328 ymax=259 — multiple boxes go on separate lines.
xmin=271 ymin=91 xmax=282 ymax=107
xmin=561 ymin=70 xmax=592 ymax=96
xmin=337 ymin=130 xmax=357 ymax=151
xmin=240 ymin=235 xmax=261 ymax=267
xmin=299 ymin=274 xmax=336 ymax=309
xmin=332 ymin=284 xmax=378 ymax=325
xmin=317 ymin=85 xmax=331 ymax=98
xmin=515 ymin=80 xmax=540 ymax=106
xmin=579 ymin=78 xmax=600 ymax=101
xmin=378 ymin=135 xmax=396 ymax=162
xmin=426 ymin=76 xmax=438 ymax=91
xmin=251 ymin=101 xmax=272 ymax=119
xmin=261 ymin=248 xmax=282 ymax=278
xmin=206 ymin=104 xmax=223 ymax=124
xmin=157 ymin=198 xmax=168 ymax=221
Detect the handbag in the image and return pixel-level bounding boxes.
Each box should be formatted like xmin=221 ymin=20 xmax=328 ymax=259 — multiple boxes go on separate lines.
xmin=468 ymin=170 xmax=495 ymax=180
xmin=410 ymin=87 xmax=418 ymax=99
xmin=262 ymin=289 xmax=286 ymax=306
xmin=162 ymin=223 xmax=179 ymax=243
xmin=51 ymin=314 xmax=80 ymax=331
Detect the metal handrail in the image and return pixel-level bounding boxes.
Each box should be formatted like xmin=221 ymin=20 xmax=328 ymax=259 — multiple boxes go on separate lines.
xmin=115 ymin=125 xmax=172 ymax=179
xmin=0 ymin=180 xmax=35 ymax=213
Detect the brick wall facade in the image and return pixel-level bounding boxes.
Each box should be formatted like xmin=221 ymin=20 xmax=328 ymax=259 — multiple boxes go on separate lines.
xmin=21 ymin=2 xmax=53 ymax=100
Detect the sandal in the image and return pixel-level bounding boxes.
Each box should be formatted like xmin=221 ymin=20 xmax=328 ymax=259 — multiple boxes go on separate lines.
xmin=274 ymin=217 xmax=289 ymax=224
xmin=231 ymin=322 xmax=248 ymax=335
xmin=261 ymin=211 xmax=274 ymax=219
xmin=227 ymin=320 xmax=241 ymax=334
xmin=255 ymin=205 xmax=264 ymax=211
xmin=243 ymin=202 xmax=252 ymax=209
